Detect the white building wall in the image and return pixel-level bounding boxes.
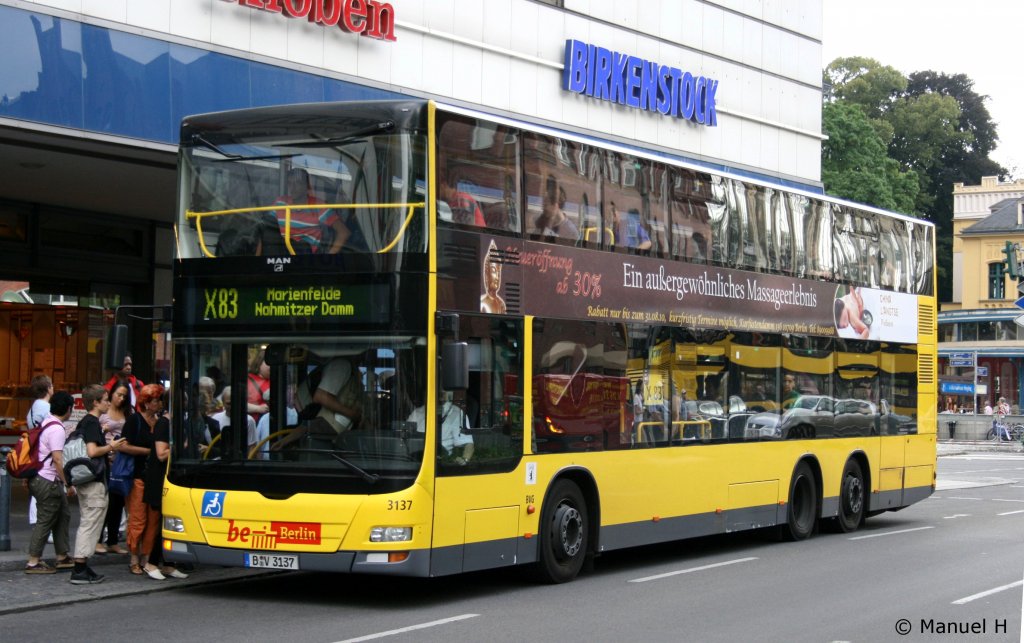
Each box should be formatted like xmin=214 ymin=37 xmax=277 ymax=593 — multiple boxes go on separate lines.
xmin=16 ymin=0 xmax=825 ymax=184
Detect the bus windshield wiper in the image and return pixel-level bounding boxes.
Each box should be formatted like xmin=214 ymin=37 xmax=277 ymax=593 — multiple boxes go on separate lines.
xmin=190 ymin=134 xmax=298 ymax=162
xmin=283 ymin=121 xmax=396 ymax=148
xmin=285 ymin=448 xmax=380 ymax=483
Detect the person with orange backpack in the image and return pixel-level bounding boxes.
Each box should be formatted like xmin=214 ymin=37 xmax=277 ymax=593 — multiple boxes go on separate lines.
xmin=23 ymin=391 xmax=76 ymax=574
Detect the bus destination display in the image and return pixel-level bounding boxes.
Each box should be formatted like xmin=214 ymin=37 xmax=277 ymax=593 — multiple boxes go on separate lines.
xmin=185 ymin=283 xmax=389 ymax=328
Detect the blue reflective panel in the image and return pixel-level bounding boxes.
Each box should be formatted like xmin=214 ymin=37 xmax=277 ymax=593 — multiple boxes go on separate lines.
xmin=170 ymin=45 xmax=251 ymax=137
xmin=0 ymin=7 xmax=84 ymax=129
xmin=325 ymin=78 xmax=403 ymax=102
xmin=251 ymin=62 xmax=324 ymax=107
xmin=83 ymin=25 xmax=172 ymax=142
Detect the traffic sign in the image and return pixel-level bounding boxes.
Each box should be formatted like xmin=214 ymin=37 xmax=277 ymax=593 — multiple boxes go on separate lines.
xmin=1016 ymin=314 xmax=1024 ymax=329
xmin=1015 ymin=296 xmax=1024 ymax=309
xmin=948 ymin=352 xmax=974 ymax=360
xmin=977 ymin=366 xmax=988 ymax=377
xmin=950 ymin=358 xmax=974 ymax=367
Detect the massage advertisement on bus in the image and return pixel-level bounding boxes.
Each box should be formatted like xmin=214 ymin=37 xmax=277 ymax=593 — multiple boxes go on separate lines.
xmin=440 ymin=230 xmax=919 ymax=344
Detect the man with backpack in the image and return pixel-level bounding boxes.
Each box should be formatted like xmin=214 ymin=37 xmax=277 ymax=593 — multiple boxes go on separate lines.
xmin=24 ymin=390 xmax=75 ymax=574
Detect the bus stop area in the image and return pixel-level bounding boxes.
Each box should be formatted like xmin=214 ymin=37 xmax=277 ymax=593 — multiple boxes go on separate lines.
xmin=0 ymin=480 xmax=272 ymax=615
xmin=938 ymin=413 xmax=1023 ymax=441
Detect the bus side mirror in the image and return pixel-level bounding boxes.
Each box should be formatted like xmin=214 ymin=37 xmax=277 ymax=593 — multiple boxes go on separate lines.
xmin=441 ymin=342 xmax=469 ymax=391
xmin=104 ymin=324 xmax=128 ymax=370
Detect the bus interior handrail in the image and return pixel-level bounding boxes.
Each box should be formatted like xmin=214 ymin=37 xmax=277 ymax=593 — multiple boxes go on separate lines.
xmin=185 ymin=201 xmax=426 ymax=258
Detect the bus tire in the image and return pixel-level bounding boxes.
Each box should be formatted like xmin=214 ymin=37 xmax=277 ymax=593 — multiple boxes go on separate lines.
xmin=835 ymin=458 xmax=865 ymax=533
xmin=535 ymin=479 xmax=588 ymax=584
xmin=779 ymin=462 xmax=816 ymax=541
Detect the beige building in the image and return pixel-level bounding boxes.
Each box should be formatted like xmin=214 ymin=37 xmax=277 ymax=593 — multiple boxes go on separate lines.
xmin=950 ymin=176 xmax=1024 ymax=308
xmin=940 ymin=176 xmax=1024 ymax=413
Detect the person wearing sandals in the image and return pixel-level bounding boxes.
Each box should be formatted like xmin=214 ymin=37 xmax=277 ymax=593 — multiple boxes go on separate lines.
xmin=142 ymin=391 xmax=188 ymax=580
xmin=95 ymin=380 xmax=132 ymax=555
xmin=122 ymin=384 xmax=187 ymax=580
xmin=24 ymin=390 xmax=76 ymax=575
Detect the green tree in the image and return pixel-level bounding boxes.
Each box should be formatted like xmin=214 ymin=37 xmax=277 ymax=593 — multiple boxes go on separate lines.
xmin=824 ymin=56 xmax=906 ymax=118
xmin=823 ymin=59 xmax=1007 ymax=302
xmin=886 ymin=92 xmax=967 ymax=213
xmin=900 ymin=71 xmax=1006 ymax=227
xmin=821 ymin=101 xmax=918 ymax=213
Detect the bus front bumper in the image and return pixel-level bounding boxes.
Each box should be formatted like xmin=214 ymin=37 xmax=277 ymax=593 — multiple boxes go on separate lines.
xmin=164 ymin=541 xmax=431 ymax=576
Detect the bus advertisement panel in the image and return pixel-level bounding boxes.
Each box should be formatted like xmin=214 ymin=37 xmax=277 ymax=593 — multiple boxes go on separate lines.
xmin=440 ymin=229 xmax=919 ymax=343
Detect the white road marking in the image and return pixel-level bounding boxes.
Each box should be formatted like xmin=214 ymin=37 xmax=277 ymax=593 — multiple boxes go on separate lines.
xmin=954 ymin=467 xmax=1024 ymax=474
xmin=849 ymin=526 xmax=935 ymax=540
xmin=629 ymin=557 xmax=758 ymax=583
xmin=334 ymin=614 xmax=480 ymax=642
xmin=952 ymin=580 xmax=1023 ymax=605
xmin=991 ymin=498 xmax=1024 ymax=502
xmin=937 ymin=478 xmax=1014 ymax=490
xmin=942 ymin=514 xmax=970 ymax=519
xmin=941 ymin=496 xmax=983 ymax=500
xmin=997 ymin=509 xmax=1024 ymax=516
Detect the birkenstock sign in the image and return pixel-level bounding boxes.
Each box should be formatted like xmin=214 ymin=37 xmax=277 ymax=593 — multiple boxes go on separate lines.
xmin=562 ymin=39 xmax=719 ymax=126
xmin=221 ymin=0 xmax=397 ymax=42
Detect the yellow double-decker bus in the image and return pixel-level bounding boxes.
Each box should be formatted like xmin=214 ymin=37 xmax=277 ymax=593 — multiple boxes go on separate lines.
xmin=158 ymin=100 xmax=936 ymax=583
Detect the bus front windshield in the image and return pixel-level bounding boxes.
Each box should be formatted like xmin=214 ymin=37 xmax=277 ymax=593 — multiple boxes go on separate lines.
xmin=177 ymin=113 xmax=427 ymax=259
xmin=170 ymin=337 xmax=428 ymax=493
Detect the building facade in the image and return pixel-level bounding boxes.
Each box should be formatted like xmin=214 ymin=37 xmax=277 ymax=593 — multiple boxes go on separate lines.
xmin=0 ymin=0 xmax=825 ymax=418
xmin=939 ymin=177 xmax=1024 ymax=413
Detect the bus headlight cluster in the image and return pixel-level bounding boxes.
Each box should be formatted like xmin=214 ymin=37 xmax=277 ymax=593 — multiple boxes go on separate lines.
xmin=163 ymin=516 xmax=185 ymax=532
xmin=370 ymin=526 xmax=412 ymax=542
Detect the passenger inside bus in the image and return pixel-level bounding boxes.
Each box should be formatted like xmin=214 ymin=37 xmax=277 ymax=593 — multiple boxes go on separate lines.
xmin=406 ymin=391 xmax=474 ymax=465
xmin=206 ymin=386 xmax=255 ymax=457
xmin=437 ymin=171 xmax=486 ymax=227
xmin=607 ymin=201 xmax=652 ymax=250
xmin=271 ymin=168 xmax=350 ymax=254
xmin=531 ymin=179 xmax=580 ymax=241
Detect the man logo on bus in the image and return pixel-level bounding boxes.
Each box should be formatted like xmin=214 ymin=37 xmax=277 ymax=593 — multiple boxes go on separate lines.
xmin=202 ymin=491 xmax=225 ymax=518
xmin=481 ymin=239 xmax=507 ymax=314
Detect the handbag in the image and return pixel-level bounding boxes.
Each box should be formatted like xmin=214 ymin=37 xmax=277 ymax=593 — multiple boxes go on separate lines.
xmin=107 ymin=451 xmax=135 ymax=496
xmin=63 ymin=431 xmax=106 ymax=486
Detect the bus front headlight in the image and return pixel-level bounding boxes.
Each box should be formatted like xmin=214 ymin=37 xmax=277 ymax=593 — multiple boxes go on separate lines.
xmin=163 ymin=516 xmax=185 ymax=532
xmin=370 ymin=526 xmax=412 ymax=542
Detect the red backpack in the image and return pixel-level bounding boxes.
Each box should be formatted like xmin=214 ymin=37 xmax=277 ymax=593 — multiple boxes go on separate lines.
xmin=5 ymin=419 xmax=61 ymax=479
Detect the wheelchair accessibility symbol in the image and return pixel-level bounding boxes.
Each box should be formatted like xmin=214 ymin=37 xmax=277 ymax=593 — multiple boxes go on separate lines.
xmin=202 ymin=491 xmax=225 ymax=518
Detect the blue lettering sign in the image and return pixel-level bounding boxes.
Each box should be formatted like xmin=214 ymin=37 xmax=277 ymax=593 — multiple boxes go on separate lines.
xmin=561 ymin=39 xmax=720 ymax=127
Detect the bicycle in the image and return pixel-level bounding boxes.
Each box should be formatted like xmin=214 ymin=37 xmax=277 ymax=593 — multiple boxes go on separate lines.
xmin=987 ymin=419 xmax=1014 ymax=442
xmin=1013 ymin=423 xmax=1024 ymax=442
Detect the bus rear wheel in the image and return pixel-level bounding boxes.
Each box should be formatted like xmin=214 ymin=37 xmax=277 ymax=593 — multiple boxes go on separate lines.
xmin=779 ymin=462 xmax=817 ymax=541
xmin=835 ymin=459 xmax=865 ymax=533
xmin=536 ymin=479 xmax=588 ymax=583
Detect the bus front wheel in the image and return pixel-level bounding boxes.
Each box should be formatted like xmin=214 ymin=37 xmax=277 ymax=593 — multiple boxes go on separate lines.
xmin=535 ymin=479 xmax=588 ymax=583
xmin=779 ymin=462 xmax=817 ymax=541
xmin=835 ymin=459 xmax=865 ymax=533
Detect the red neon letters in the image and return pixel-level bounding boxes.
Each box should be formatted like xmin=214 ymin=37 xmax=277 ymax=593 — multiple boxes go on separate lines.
xmin=225 ymin=0 xmax=397 ymax=42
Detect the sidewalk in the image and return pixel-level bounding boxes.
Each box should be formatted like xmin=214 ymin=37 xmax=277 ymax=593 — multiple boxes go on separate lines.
xmin=937 ymin=438 xmax=1024 ymax=456
xmin=0 ymin=480 xmax=270 ymax=615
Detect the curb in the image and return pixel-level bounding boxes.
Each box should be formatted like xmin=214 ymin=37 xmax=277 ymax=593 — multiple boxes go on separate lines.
xmin=0 ymin=566 xmax=282 ymax=616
